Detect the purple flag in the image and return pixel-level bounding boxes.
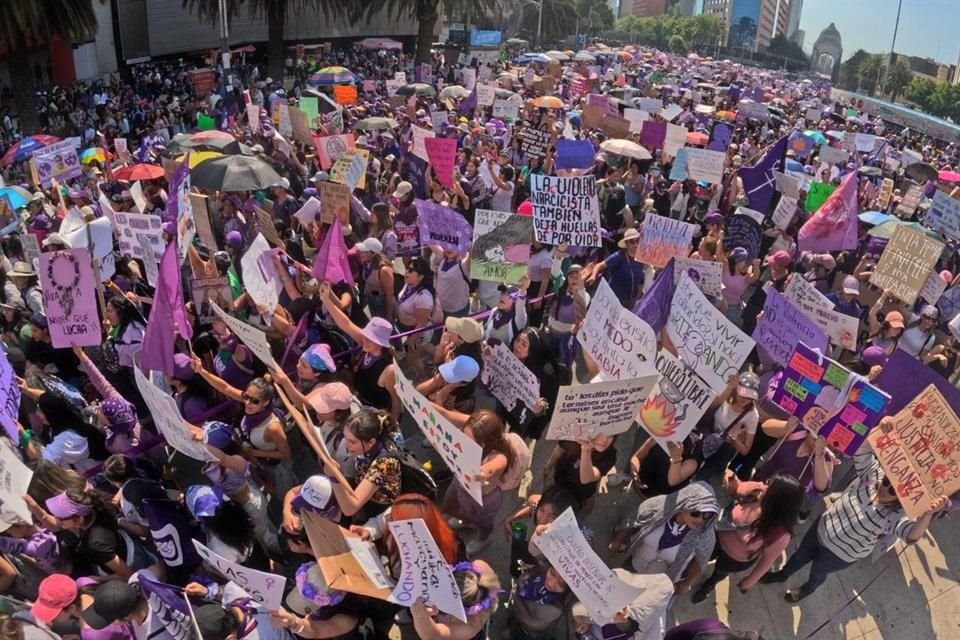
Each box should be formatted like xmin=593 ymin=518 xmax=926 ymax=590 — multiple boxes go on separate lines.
xmin=738 ymin=136 xmax=787 ymax=214
xmin=311 ymin=216 xmax=354 ymax=284
xmin=142 ymin=498 xmax=205 ymax=571
xmin=164 ymin=161 xmax=189 ymax=224
xmin=136 ymin=574 xmax=196 ymax=640
xmin=141 ymin=241 xmax=193 ymax=376
xmin=633 ymin=258 xmax=675 ymax=333
xmin=555 ymin=140 xmax=596 ymax=170
xmin=460 ymin=87 xmax=477 ymax=114
xmin=874 ymin=349 xmax=960 ymax=415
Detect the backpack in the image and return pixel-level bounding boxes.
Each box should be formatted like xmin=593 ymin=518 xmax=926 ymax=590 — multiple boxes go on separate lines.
xmin=385 ymin=449 xmax=438 ymax=500
xmin=496 ymin=432 xmax=532 ymax=492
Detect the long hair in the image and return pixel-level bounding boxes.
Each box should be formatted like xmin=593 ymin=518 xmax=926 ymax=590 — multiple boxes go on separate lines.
xmin=755 ymin=474 xmax=804 ymax=538
xmin=406 ymin=257 xmax=436 ymax=297
xmin=455 ymin=563 xmax=501 ymax=618
xmin=464 ymin=410 xmax=515 ymax=476
xmin=206 ymin=501 xmax=256 ymax=559
xmin=37 ymin=392 xmax=109 ymax=460
xmin=344 ymin=409 xmax=398 ymax=446
xmin=388 ymin=493 xmax=458 ymax=564
xmin=27 ymin=461 xmax=87 ymax=505
xmin=64 ymin=487 xmax=117 ymax=522
xmin=106 ymin=295 xmax=145 ymax=332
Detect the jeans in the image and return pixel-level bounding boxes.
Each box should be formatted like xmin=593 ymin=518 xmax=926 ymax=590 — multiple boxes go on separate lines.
xmin=778 ymin=518 xmax=853 ymax=592
xmin=695 ymin=441 xmax=737 ymax=482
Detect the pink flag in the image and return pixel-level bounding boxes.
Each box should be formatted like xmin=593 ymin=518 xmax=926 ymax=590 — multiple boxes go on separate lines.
xmin=311 ymin=216 xmax=353 ymax=284
xmin=425 ymin=137 xmax=457 ymax=190
xmin=141 ymin=241 xmax=193 ymax=376
xmin=797 ymin=172 xmax=859 ymax=252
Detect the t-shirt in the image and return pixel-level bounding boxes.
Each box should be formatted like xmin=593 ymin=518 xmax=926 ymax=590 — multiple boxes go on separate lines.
xmin=603 ymin=251 xmax=645 ymax=306
xmin=395 ymin=287 xmax=433 ymax=327
xmin=489 ymin=182 xmax=514 ymax=211
xmin=555 ymin=444 xmax=617 ymax=505
xmin=712 ymin=402 xmax=759 ymax=436
xmin=527 ymin=249 xmax=553 ymax=284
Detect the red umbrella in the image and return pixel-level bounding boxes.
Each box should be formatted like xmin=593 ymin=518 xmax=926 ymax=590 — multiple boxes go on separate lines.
xmin=114 ymin=164 xmax=165 ymax=181
xmin=938 ymin=170 xmax=960 ymax=184
xmin=686 ymin=132 xmax=709 ymax=146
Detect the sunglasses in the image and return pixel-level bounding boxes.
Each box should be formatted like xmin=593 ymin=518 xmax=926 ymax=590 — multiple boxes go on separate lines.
xmin=242 ymin=394 xmax=263 ymax=405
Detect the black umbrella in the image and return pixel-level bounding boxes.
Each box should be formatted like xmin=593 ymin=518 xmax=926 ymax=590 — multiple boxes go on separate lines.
xmin=905 ymin=162 xmax=938 ymax=183
xmin=190 ymin=155 xmax=282 ymax=192
xmin=395 ymin=83 xmax=437 ymax=98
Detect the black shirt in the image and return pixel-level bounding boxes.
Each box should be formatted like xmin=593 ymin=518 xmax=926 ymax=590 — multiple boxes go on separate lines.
xmin=554 ymin=443 xmax=617 ymax=507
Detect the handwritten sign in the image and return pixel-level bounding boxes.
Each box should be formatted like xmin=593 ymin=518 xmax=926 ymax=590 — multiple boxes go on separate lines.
xmin=772 ymin=196 xmax=799 ymax=230
xmin=774 ymin=171 xmax=800 ymax=199
xmin=482 ymin=343 xmax=540 ymax=411
xmin=114 ymin=212 xmax=164 ymax=260
xmin=190 ymin=276 xmax=232 ymax=324
xmin=534 ymin=508 xmax=644 ymax=622
xmin=134 ymin=367 xmax=215 ymax=462
xmin=0 ymin=349 xmax=22 ymax=441
xmin=388 ymin=519 xmax=465 ymax=621
xmin=415 ymin=199 xmax=472 ymax=254
xmin=424 ymin=137 xmax=457 ymax=190
xmin=667 ymin=272 xmax=755 ymax=391
xmin=39 ymin=249 xmax=101 ymax=349
xmin=193 ymin=540 xmax=286 ymax=610
xmin=921 ymin=270 xmax=948 ymax=304
xmin=240 ymin=233 xmax=280 ymax=311
xmin=530 ymin=175 xmax=601 ymax=247
xmin=212 ymin=305 xmax=277 ymax=369
xmin=476 ymin=83 xmax=495 ymax=107
xmin=577 ymin=279 xmax=657 ymax=381
xmin=895 ymin=183 xmax=924 ymax=218
xmin=805 ymin=182 xmax=836 ymax=212
xmin=0 ymin=445 xmax=32 ymax=522
xmin=519 ymin=128 xmax=551 ymax=161
xmin=411 ymin=125 xmax=434 ymax=161
xmin=637 ymin=350 xmax=714 ymax=453
xmin=623 ymin=108 xmax=648 ymax=133
xmin=784 ymin=275 xmax=835 ymax=313
xmin=470 ymin=209 xmax=532 ymax=283
xmin=753 ymin=289 xmax=829 ymax=367
xmin=33 ymin=140 xmax=82 ymax=187
xmin=395 ymin=370 xmax=483 ymax=503
xmin=545 ymin=374 xmax=658 ymax=441
xmin=638 ymin=98 xmax=662 ymax=113
xmin=634 ymin=214 xmax=696 ymax=268
xmin=330 ymin=148 xmax=368 ymax=190
xmin=723 ymin=213 xmax=762 ymax=260
xmin=926 ymin=191 xmax=960 ymax=239
xmin=773 ymin=343 xmax=890 ymax=456
xmin=684 ymin=148 xmax=726 ymax=184
xmin=640 ymin=121 xmax=666 ymax=148
xmin=314 ymin=134 xmax=356 ymax=170
xmin=870 ymin=226 xmax=944 ymax=305
xmin=302 ymin=513 xmax=394 ymax=601
xmin=672 ymin=256 xmax=722 ymax=297
xmin=319 ymin=181 xmax=351 ymax=225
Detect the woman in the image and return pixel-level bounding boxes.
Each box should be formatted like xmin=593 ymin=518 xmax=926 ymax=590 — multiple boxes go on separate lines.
xmin=394 ymin=256 xmax=436 ymax=379
xmin=866 ymin=307 xmax=905 ymax=357
xmin=720 ymin=247 xmax=760 ymax=324
xmin=356 ymin=237 xmax=395 ymax=321
xmin=318 ymin=283 xmax=400 ymax=420
xmin=507 ymin=564 xmax=571 ymax=640
xmin=102 ymin=295 xmax=146 ymax=371
xmin=208 ymin=316 xmax=257 ymax=391
xmin=271 ymin=343 xmax=339 ymax=413
xmin=898 ymin=305 xmax=938 ymax=358
xmin=546 ymin=264 xmax=590 ymax=368
xmin=368 ymin=202 xmax=398 ymax=260
xmin=665 ymin=620 xmax=765 ymax=640
xmin=740 ymin=250 xmax=791 ymax=335
xmin=609 ymin=482 xmax=720 ymax=596
xmin=628 ymin=437 xmax=701 ymax=499
xmin=482 ymin=281 xmax=529 ymax=346
xmin=441 ymin=410 xmax=516 ymax=557
xmin=20 ymin=392 xmax=107 ymax=473
xmin=411 ymin=560 xmax=501 ymax=640
xmin=571 ymin=569 xmax=674 ymax=640
xmin=755 ymin=416 xmax=836 ymax=519
xmin=543 ymin=435 xmax=618 ymax=511
xmin=503 ymin=328 xmax=564 ymax=439
xmin=623 ymin=162 xmax=646 ymax=212
xmin=695 ymin=372 xmax=761 ymax=482
xmin=166 ymin=353 xmax=220 ymax=424
xmin=432 ymin=247 xmax=472 ymax=318
xmin=0 ymin=299 xmax=27 ymax=349
xmin=304 ymin=381 xmax=355 ymax=474
xmin=72 ymin=346 xmax=142 ymax=455
xmin=271 ymin=562 xmax=365 ymax=640
xmin=526 ymin=240 xmax=553 ymax=326
xmin=488 ymin=165 xmax=516 ymax=212
xmin=352 ymin=492 xmax=460 ymax=569
xmin=690 ymin=472 xmax=804 ymax=602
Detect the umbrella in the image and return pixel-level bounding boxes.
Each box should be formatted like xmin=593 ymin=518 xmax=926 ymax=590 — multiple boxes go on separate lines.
xmin=785 ymin=158 xmax=805 ymax=172
xmin=190 ymin=155 xmax=282 ymax=192
xmin=113 ymin=164 xmax=165 ymax=181
xmin=825 ymin=130 xmax=845 ymax=140
xmin=395 ymin=83 xmax=436 ymax=97
xmin=868 ymin=220 xmax=945 ymax=244
xmin=80 ymin=147 xmax=109 ymax=165
xmin=858 ymin=166 xmax=883 ymax=177
xmin=544 ymin=50 xmax=570 ymax=60
xmin=309 ymin=66 xmax=356 ymax=86
xmin=516 ymin=53 xmax=551 ymax=64
xmin=938 ymin=170 xmax=960 ymax=183
xmin=574 ymin=51 xmax=596 ymax=62
xmin=0 ymin=186 xmax=32 ymax=209
xmin=716 ymin=111 xmax=736 ymax=120
xmin=532 ymin=96 xmax=563 ymax=109
xmin=616 ymin=51 xmax=632 ymax=61
xmin=439 ymin=85 xmax=470 ymax=100
xmin=905 ymin=162 xmax=938 ymax=183
xmin=173 ymin=151 xmax=223 ymax=168
xmin=858 ymin=211 xmax=892 ymax=227
xmin=191 ymin=130 xmax=234 ymax=143
xmin=354 ymin=117 xmax=399 ymax=131
xmin=495 ymin=88 xmax=517 ymax=99
xmin=600 ymin=139 xmax=652 ymax=160
xmin=686 ymin=132 xmax=709 ymax=146
xmin=803 ymin=130 xmax=828 ymax=145
xmin=1 ymin=135 xmax=60 ymax=166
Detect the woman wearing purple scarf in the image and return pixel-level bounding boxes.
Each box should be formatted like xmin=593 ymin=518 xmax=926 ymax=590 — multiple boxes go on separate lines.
xmin=72 ymin=346 xmax=141 ymax=455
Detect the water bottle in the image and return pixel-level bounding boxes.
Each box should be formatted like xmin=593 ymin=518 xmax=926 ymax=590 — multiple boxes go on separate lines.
xmin=511 ymin=521 xmax=527 ymax=542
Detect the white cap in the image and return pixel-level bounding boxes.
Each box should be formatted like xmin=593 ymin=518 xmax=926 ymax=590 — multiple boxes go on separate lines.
xmin=354 ymin=238 xmax=383 ymax=253
xmin=272 ymin=177 xmax=290 ymax=190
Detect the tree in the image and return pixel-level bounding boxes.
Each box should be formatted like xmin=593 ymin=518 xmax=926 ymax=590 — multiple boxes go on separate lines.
xmin=904 ymin=75 xmax=936 ymax=111
xmin=858 ymin=53 xmax=886 ymax=97
xmin=575 ymin=0 xmax=615 ymax=35
xmin=839 ymin=49 xmax=870 ymax=90
xmin=883 ymin=59 xmax=913 ymax=103
xmin=0 ymin=0 xmax=99 ymax=134
xmin=766 ymin=34 xmax=808 ymax=64
xmin=612 ymin=13 xmax=721 ymax=51
xmin=516 ymin=0 xmax=578 ymax=46
xmin=668 ymin=35 xmax=687 ymax=55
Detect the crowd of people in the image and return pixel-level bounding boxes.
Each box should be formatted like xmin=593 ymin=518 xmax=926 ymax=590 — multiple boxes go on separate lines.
xmin=0 ymin=35 xmax=955 ymax=640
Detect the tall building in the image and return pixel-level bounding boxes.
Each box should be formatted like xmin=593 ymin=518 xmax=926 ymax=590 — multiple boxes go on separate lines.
xmin=700 ymin=0 xmax=787 ymax=51
xmin=619 ymin=0 xmax=667 ymax=18
xmin=785 ymin=0 xmax=802 ymax=41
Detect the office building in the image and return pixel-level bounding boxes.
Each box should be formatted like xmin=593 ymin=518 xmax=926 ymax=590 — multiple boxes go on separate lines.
xmin=619 ymin=0 xmax=667 ymax=18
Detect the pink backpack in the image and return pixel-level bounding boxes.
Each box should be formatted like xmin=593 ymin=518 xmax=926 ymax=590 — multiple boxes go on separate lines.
xmin=497 ymin=432 xmax=532 ymax=492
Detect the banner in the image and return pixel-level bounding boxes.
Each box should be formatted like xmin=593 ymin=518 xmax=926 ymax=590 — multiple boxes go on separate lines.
xmin=414 ymin=199 xmax=473 ymax=254
xmin=925 ymin=191 xmax=960 ymax=239
xmin=533 ymin=508 xmax=644 ymax=622
xmin=672 ymin=257 xmax=722 ymax=297
xmin=773 ymin=343 xmax=890 ymax=456
xmin=395 ymin=370 xmax=483 ymax=503
xmin=470 ymin=209 xmax=532 ymax=283
xmin=193 ymin=540 xmax=286 ymax=609
xmin=869 ymin=226 xmax=944 ymax=305
xmin=577 ymin=279 xmax=657 ymax=381
xmin=0 ymin=350 xmax=21 ymax=441
xmin=424 ymin=137 xmax=457 ymax=190
xmin=667 ymin=272 xmax=755 ymax=391
xmin=33 ymin=140 xmax=82 ymax=187
xmin=39 ymin=249 xmax=101 ymax=349
xmin=319 ymin=181 xmax=351 ymax=225
xmin=530 ymin=175 xmax=601 ymax=247
xmin=388 ymin=519 xmax=465 ymax=621
xmin=684 ymin=148 xmax=726 ymax=184
xmin=518 ymin=129 xmax=551 ymax=161
xmin=545 ymin=374 xmax=658 ymax=440
xmin=134 ymin=367 xmax=214 ymax=462
xmin=723 ymin=213 xmax=762 ymax=260
xmin=314 ymin=134 xmax=356 ymax=170
xmin=637 ymin=350 xmax=713 ymax=452
xmin=481 ymin=343 xmax=540 ymax=411
xmin=868 ymin=385 xmax=960 ymax=518
xmin=753 ymin=289 xmax=829 ymax=367
xmin=634 ymin=214 xmax=696 ymax=268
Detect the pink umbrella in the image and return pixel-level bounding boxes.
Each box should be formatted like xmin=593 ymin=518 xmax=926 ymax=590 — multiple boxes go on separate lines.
xmin=191 ymin=130 xmax=234 ymax=143
xmin=938 ymin=170 xmax=960 ymax=183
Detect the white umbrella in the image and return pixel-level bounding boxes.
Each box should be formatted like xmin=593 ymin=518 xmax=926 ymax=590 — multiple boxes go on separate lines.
xmin=600 ymin=139 xmax=652 ymax=160
xmin=544 ymin=50 xmax=571 ymax=60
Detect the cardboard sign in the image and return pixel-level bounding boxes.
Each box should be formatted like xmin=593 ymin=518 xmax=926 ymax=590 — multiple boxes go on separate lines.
xmin=773 ymin=343 xmax=890 ymax=456
xmin=302 ymin=513 xmax=395 ymax=601
xmin=577 ymin=279 xmax=657 ymax=382
xmin=240 ymin=233 xmax=280 ymax=311
xmin=134 ymin=367 xmax=215 ymax=462
xmin=470 ymin=209 xmax=532 ymax=283
xmin=870 ymin=226 xmax=944 ymax=305
xmin=684 ymin=148 xmax=726 ymax=184
xmin=753 ymin=289 xmax=829 ymax=367
xmin=926 ymin=191 xmax=960 ymax=239
xmin=388 ymin=519 xmax=466 ymax=622
xmin=545 ymin=374 xmax=659 ymax=441
xmin=212 ymin=305 xmax=277 ymax=369
xmin=319 ymin=181 xmax=351 ymax=225
xmin=634 ymin=214 xmax=696 ymax=268
xmin=39 ymin=249 xmax=101 ymax=349
xmin=33 ymin=140 xmax=82 ymax=187
xmin=288 ymin=107 xmax=314 ymax=145
xmin=774 ymin=171 xmax=800 ymax=199
xmin=534 ymin=508 xmax=644 ymax=622
xmin=530 ymin=175 xmax=601 ymax=247
xmin=415 ymin=199 xmax=473 ymax=254
xmin=254 ymin=207 xmax=284 ymax=248
xmin=193 ymin=540 xmax=286 ymax=610
xmin=772 ymin=196 xmax=799 ymax=230
xmin=672 ymin=256 xmax=722 ymax=297
xmin=667 ymin=272 xmax=755 ymax=391
xmin=395 ymin=370 xmax=483 ymax=504
xmin=895 ymin=183 xmax=923 ymax=217
xmin=190 ymin=276 xmax=232 ymax=324
xmin=190 ymin=194 xmax=217 ymax=251
xmin=637 ymin=350 xmax=714 ymax=453
xmin=876 ymin=178 xmax=894 ymax=210
xmin=482 ymin=343 xmax=540 ymax=411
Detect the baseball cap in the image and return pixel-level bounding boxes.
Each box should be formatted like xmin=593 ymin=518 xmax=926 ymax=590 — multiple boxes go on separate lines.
xmin=309 ymin=171 xmax=329 ymax=183
xmin=185 ymin=485 xmax=224 ymax=519
xmin=885 ymin=310 xmax=905 ymax=329
xmin=920 ymin=305 xmax=939 ymax=320
xmin=438 ymin=355 xmax=481 ymax=384
xmin=306 ymin=382 xmax=353 ymax=415
xmin=766 ymin=250 xmax=792 ymax=268
xmin=737 ymin=371 xmax=760 ymax=400
xmin=444 ymin=317 xmax=483 ymax=344
xmin=203 ymin=421 xmax=234 ymax=450
xmin=271 ymin=177 xmax=291 ymax=190
xmin=841 ymin=275 xmax=860 ymax=295
xmin=83 ymin=581 xmax=140 ymax=629
xmin=193 ymin=604 xmax=239 ymax=640
xmin=392 ymin=181 xmax=413 ymax=199
xmin=32 ymin=574 xmax=77 ymax=623
xmin=354 ymin=238 xmax=383 ymax=254
xmin=292 ymin=475 xmax=335 ymax=513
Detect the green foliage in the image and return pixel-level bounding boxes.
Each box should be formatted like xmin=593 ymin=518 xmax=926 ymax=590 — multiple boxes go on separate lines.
xmin=612 ymin=13 xmax=722 ymax=50
xmin=838 ymin=49 xmax=870 ymax=90
xmin=904 ymin=76 xmax=960 ymax=121
xmin=668 ymin=35 xmax=687 ymax=55
xmin=516 ymin=0 xmax=577 ymax=44
xmin=766 ymin=34 xmax=807 ymax=63
xmin=576 ymin=0 xmax=615 ymax=34
xmin=857 ymin=53 xmax=886 ymax=97
xmin=0 ymin=0 xmax=98 ymax=48
xmin=883 ymin=59 xmax=913 ymax=102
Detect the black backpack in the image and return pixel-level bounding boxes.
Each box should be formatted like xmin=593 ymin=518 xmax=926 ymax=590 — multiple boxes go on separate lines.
xmin=385 ymin=449 xmax=438 ymax=500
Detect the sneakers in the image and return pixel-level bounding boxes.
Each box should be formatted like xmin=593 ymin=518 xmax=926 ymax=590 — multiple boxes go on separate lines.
xmin=760 ymin=570 xmax=787 ymax=584
xmin=465 ymin=536 xmax=492 ymax=557
xmin=690 ymin=584 xmax=713 ymax=604
xmin=784 ymin=588 xmax=811 ymax=604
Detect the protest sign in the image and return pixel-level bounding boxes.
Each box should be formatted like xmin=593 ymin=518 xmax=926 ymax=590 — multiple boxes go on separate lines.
xmin=753 ymin=289 xmax=829 ymax=367
xmin=518 ymin=128 xmax=551 ymax=161
xmin=672 ymin=257 xmax=722 ymax=297
xmin=319 ymin=181 xmax=351 ymax=225
xmin=684 ymin=148 xmax=725 ymax=184
xmin=33 ymin=140 xmax=82 ymax=187
xmin=530 ymin=175 xmax=601 ymax=247
xmin=600 ymin=115 xmax=631 ymax=140
xmin=784 ymin=274 xmax=835 ymax=312
xmin=395 ymin=370 xmax=483 ymax=503
xmin=663 ymin=123 xmax=687 ymax=157
xmin=385 ymin=79 xmax=403 ymax=97
xmin=430 ymin=110 xmax=449 ymax=131
xmin=637 ymin=350 xmax=714 ymax=452
xmin=707 ymin=120 xmax=734 ymax=153
xmin=388 ymin=519 xmax=466 ymax=621
xmin=895 ymin=182 xmax=923 ymax=217
xmin=577 ymin=279 xmax=657 ymax=381
xmin=470 ymin=209 xmax=532 ymax=283
xmin=333 ymin=85 xmax=358 ymax=105
xmin=302 ymin=513 xmax=395 ymax=601
xmin=134 ymin=367 xmax=215 ymax=462
xmin=60 ymin=217 xmax=115 ymax=279
xmin=580 ymin=105 xmax=603 ymax=130
xmin=737 ymin=102 xmax=769 ymax=122
xmin=314 ymin=134 xmax=356 ymax=170
xmin=193 ymin=540 xmax=286 ymax=610
xmin=554 ymin=140 xmax=596 ymax=170
xmin=240 ymin=234 xmax=280 ymax=311
xmin=534 ymin=508 xmax=644 ymax=622
xmin=0 ymin=349 xmax=19 ymax=441
xmin=0 ymin=445 xmax=32 ymax=522
xmin=212 ymin=306 xmax=277 ymax=369
xmin=462 ymin=68 xmax=476 ymax=90
xmin=253 ymin=207 xmax=284 ymax=248
xmin=874 ymin=348 xmax=960 ymax=415
xmin=114 ymin=212 xmax=164 ymax=260
xmin=868 ymin=385 xmax=960 ymax=518
xmin=300 ymin=96 xmax=319 ymax=126
xmin=670 ymin=148 xmax=689 ymax=181
xmin=129 ymin=181 xmax=147 ymax=213
xmin=875 ymin=178 xmax=894 ymax=210
xmin=482 ymin=343 xmax=540 ymax=411
xmin=189 ymin=194 xmax=217 ymax=252
xmin=21 ymin=233 xmax=40 ymax=271
xmin=805 ymin=107 xmax=822 ymax=122
xmin=476 ymin=83 xmax=495 ymax=107
xmin=277 ymin=103 xmax=292 ymax=137
xmin=545 ymin=374 xmax=658 ymax=441
xmin=640 ymin=121 xmax=666 ymax=148
xmin=937 ymin=287 xmax=960 ymax=320
xmin=724 ymin=213 xmax=762 ymax=260
xmin=288 ymin=107 xmax=314 ymax=145
xmin=190 ymin=277 xmax=232 ymax=324
xmin=623 ymin=108 xmax=648 ymax=133
xmin=39 ymin=249 xmax=101 ymax=349
xmin=805 ymin=182 xmax=836 ymax=212
xmin=659 ymin=104 xmax=683 ymax=122
xmin=424 ymin=137 xmax=457 ymax=190
xmin=667 ymin=272 xmax=755 ymax=391
xmin=774 ymin=171 xmax=800 ymax=199
xmin=634 ymin=214 xmax=696 ymax=268
xmin=926 ymin=191 xmax=960 ymax=239
xmin=773 ymin=343 xmax=890 ymax=455
xmin=415 ymin=199 xmax=473 ymax=254
xmin=869 ymin=226 xmax=944 ymax=305
xmin=920 ymin=270 xmax=948 ymax=304
xmin=818 ymin=145 xmax=848 ymax=166
xmin=854 ymin=133 xmax=876 ymax=152
xmin=772 ymin=196 xmax=798 ymax=230
xmin=638 ymin=97 xmax=662 ymax=113
xmin=492 ymin=98 xmax=518 ymax=120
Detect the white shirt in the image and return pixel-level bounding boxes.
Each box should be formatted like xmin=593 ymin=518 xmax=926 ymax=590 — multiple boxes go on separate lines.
xmin=489 ymin=181 xmax=514 ymax=211
xmin=41 ymin=430 xmax=94 ymax=472
xmin=432 ymin=255 xmax=471 ymax=313
xmin=713 ymin=402 xmax=759 ymax=436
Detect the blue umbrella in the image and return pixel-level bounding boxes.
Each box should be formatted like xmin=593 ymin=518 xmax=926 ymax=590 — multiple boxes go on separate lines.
xmin=0 ymin=135 xmax=60 ymax=166
xmin=785 ymin=158 xmax=805 ymax=172
xmin=516 ymin=53 xmax=551 ymax=64
xmin=858 ymin=211 xmax=892 ymax=227
xmin=803 ymin=130 xmax=827 ymax=145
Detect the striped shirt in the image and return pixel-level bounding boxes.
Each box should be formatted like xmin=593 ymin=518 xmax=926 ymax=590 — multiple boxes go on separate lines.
xmin=817 ymin=450 xmax=917 ymax=563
